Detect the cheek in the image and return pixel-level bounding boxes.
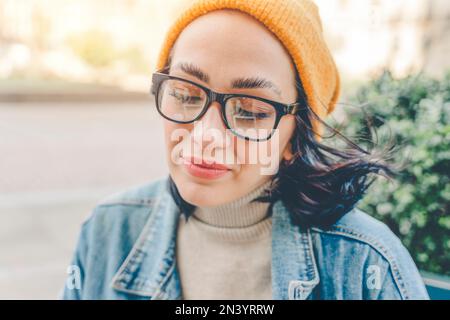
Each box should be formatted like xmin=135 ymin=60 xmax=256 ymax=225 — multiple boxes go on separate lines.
xmin=163 ymin=121 xmax=238 ymax=168
xmin=163 ymin=121 xmax=177 ymax=149
xmin=232 ymin=120 xmax=296 ymax=175
xmin=163 ymin=121 xmax=193 ymax=146
xmin=232 ymin=136 xmax=278 ymax=174
xmin=275 ymin=115 xmax=297 ymax=160
xmin=163 ymin=122 xmax=191 ymax=166
xmin=234 ymin=138 xmax=251 ymax=165
xmin=236 ymin=116 xmax=295 ymax=161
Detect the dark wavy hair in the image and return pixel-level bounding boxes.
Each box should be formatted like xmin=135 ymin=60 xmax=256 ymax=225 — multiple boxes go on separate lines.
xmin=164 ymin=59 xmax=399 ymax=229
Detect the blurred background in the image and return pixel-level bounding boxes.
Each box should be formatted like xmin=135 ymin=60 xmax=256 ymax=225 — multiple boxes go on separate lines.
xmin=0 ymin=0 xmax=449 ymax=299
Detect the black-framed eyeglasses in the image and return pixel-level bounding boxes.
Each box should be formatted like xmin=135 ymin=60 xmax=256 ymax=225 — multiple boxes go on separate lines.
xmin=151 ymin=71 xmax=303 ymax=141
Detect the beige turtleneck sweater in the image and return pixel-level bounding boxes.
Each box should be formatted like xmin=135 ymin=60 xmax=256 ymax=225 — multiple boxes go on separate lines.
xmin=176 ymin=181 xmax=273 ymax=300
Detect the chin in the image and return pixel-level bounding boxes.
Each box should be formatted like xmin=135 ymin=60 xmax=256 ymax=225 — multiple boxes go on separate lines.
xmin=178 ymin=185 xmax=215 ymax=207
xmin=174 ymin=175 xmax=208 ymax=202
xmin=174 ymin=175 xmax=229 ymax=207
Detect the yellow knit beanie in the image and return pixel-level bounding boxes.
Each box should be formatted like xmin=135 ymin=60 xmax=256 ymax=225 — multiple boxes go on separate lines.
xmin=155 ymin=0 xmax=340 ymax=139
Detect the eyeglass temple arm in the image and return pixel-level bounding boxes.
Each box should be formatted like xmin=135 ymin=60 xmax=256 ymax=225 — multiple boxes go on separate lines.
xmin=150 ymin=74 xmax=158 ymax=95
xmin=286 ymin=102 xmax=302 ymax=115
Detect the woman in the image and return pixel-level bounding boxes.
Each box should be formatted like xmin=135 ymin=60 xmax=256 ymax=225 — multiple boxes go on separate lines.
xmin=62 ymin=0 xmax=429 ymax=300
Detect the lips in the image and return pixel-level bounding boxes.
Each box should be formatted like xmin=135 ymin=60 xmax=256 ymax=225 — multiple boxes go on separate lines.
xmin=181 ymin=156 xmax=231 ymax=180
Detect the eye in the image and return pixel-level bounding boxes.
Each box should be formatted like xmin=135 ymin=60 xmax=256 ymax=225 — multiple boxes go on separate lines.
xmin=169 ymin=88 xmax=203 ymax=104
xmin=236 ymin=107 xmax=271 ymax=120
xmin=231 ymin=98 xmax=274 ymax=121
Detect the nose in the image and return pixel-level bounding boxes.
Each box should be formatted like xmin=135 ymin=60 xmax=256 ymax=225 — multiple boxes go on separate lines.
xmin=192 ymin=102 xmax=227 ymax=150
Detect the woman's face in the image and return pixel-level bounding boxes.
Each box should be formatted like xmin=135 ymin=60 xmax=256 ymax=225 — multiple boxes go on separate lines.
xmin=163 ymin=9 xmax=298 ymax=206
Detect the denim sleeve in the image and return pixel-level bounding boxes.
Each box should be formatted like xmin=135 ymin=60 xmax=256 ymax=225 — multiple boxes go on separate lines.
xmin=362 ymin=256 xmax=403 ymax=299
xmin=60 ymin=218 xmax=91 ymax=300
xmin=362 ymin=242 xmax=430 ymax=300
xmin=376 ymin=267 xmax=404 ymax=299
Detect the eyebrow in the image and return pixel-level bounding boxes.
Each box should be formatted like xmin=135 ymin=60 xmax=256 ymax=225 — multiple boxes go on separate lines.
xmin=172 ymin=62 xmax=282 ymax=97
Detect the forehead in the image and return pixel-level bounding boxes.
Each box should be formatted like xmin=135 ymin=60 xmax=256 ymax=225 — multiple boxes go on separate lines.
xmin=170 ymin=9 xmax=295 ymax=80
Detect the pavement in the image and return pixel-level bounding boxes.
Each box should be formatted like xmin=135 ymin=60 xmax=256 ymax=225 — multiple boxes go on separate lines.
xmin=0 ymin=100 xmax=168 ymax=299
xmin=0 ymin=79 xmax=150 ymax=103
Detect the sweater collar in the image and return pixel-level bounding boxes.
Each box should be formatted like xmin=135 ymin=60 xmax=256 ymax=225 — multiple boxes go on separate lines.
xmin=192 ymin=179 xmax=273 ymax=228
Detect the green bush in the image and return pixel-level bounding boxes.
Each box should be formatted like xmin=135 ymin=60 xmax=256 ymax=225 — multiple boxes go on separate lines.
xmin=340 ymin=70 xmax=450 ymax=275
xmin=67 ymin=31 xmax=149 ymax=74
xmin=67 ymin=30 xmax=116 ymax=68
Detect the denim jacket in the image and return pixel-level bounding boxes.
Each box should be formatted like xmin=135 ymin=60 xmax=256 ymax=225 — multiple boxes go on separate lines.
xmin=61 ymin=176 xmax=429 ymax=300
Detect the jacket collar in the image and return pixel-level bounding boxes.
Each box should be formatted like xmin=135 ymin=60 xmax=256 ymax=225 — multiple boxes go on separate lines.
xmin=271 ymin=200 xmax=320 ymax=299
xmin=111 ymin=178 xmax=320 ymax=300
xmin=110 ymin=179 xmax=182 ymax=299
